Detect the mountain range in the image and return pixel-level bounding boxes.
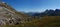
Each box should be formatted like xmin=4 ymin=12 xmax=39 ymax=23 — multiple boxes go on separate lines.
xmin=0 ymin=2 xmax=60 ymax=27
xmin=27 ymin=9 xmax=60 ymax=16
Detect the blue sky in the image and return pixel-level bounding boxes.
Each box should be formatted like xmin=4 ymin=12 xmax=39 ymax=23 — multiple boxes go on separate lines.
xmin=2 ymin=0 xmax=60 ymax=12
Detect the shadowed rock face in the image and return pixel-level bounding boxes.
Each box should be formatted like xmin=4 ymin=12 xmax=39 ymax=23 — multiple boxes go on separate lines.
xmin=0 ymin=2 xmax=22 ymax=26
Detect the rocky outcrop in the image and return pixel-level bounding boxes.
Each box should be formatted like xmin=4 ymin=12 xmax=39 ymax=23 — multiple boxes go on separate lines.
xmin=0 ymin=2 xmax=23 ymax=26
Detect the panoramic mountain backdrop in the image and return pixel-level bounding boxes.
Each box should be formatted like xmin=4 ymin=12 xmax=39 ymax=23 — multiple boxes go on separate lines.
xmin=27 ymin=9 xmax=60 ymax=16
xmin=0 ymin=2 xmax=60 ymax=27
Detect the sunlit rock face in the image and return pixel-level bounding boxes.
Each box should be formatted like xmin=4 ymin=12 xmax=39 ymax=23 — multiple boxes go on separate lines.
xmin=0 ymin=2 xmax=22 ymax=26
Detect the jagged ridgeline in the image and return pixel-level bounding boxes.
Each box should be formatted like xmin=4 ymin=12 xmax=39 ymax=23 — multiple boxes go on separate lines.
xmin=0 ymin=2 xmax=30 ymax=27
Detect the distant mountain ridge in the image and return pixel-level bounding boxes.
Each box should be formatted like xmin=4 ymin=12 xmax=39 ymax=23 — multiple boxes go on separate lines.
xmin=27 ymin=9 xmax=60 ymax=16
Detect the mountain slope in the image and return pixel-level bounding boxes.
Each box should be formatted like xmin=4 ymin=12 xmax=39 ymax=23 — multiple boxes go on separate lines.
xmin=0 ymin=2 xmax=30 ymax=27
